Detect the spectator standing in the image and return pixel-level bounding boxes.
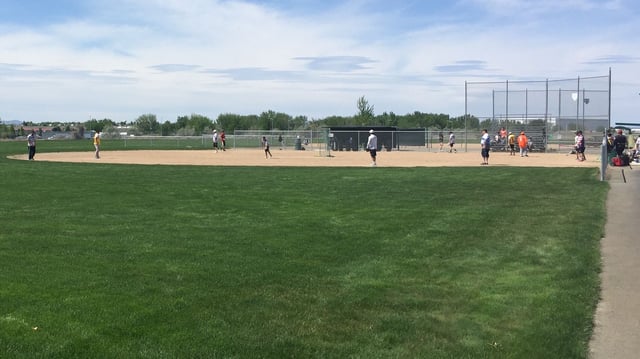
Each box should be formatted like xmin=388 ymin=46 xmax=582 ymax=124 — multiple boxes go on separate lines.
xmin=613 ymin=129 xmax=627 ymax=157
xmin=517 ymin=131 xmax=529 ymax=157
xmin=366 ymin=129 xmax=378 ymax=166
xmin=633 ymin=135 xmax=640 ymax=162
xmin=220 ymin=130 xmax=226 ymax=151
xmin=438 ymin=132 xmax=444 ymax=151
xmin=27 ymin=130 xmax=36 ymax=161
xmin=606 ymin=133 xmax=614 ymax=153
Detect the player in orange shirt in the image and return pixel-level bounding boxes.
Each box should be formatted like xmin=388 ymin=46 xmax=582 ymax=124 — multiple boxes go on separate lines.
xmin=517 ymin=131 xmax=528 ymax=157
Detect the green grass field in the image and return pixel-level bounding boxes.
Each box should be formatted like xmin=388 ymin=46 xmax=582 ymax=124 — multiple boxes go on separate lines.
xmin=0 ymin=140 xmax=607 ymax=358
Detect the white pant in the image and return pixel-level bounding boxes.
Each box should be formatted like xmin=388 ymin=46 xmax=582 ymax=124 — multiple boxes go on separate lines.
xmin=520 ymin=147 xmax=528 ymax=156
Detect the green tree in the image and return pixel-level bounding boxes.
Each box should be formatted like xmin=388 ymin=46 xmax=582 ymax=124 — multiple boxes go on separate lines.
xmin=355 ymin=96 xmax=374 ymax=125
xmin=431 ymin=114 xmax=450 ymax=129
xmin=176 ymin=116 xmax=189 ymax=130
xmin=0 ymin=124 xmax=12 ymax=139
xmin=161 ymin=121 xmax=174 ymax=136
xmin=187 ymin=114 xmax=213 ymax=134
xmin=479 ymin=118 xmax=493 ymax=129
xmin=85 ymin=119 xmax=100 ymax=132
xmin=290 ymin=115 xmax=308 ymax=130
xmin=216 ymin=114 xmax=243 ymax=132
xmin=242 ymin=115 xmax=260 ymax=130
xmin=457 ymin=115 xmax=478 ymax=129
xmin=77 ymin=126 xmax=85 ymax=139
xmin=376 ymin=112 xmax=390 ymax=126
xmin=135 ymin=114 xmax=160 ymax=134
xmin=259 ymin=110 xmax=277 ymax=130
xmin=85 ymin=118 xmax=116 ymax=133
xmin=321 ymin=115 xmax=352 ymax=127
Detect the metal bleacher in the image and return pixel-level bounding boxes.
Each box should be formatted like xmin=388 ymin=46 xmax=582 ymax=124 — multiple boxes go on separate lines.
xmin=490 ymin=125 xmax=547 ymax=152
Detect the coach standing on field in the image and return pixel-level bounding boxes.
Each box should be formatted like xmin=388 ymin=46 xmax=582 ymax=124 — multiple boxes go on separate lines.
xmin=366 ymin=129 xmax=377 ymax=166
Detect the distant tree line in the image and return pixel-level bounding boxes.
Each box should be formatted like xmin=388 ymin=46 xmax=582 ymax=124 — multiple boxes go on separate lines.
xmin=1 ymin=96 xmax=489 ymax=139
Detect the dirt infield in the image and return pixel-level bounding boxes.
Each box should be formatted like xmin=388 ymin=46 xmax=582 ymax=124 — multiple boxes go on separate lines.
xmin=12 ymin=147 xmax=601 ymax=168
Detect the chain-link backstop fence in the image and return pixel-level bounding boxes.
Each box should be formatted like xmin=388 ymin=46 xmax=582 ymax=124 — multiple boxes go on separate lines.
xmin=465 ymin=72 xmax=611 ymax=152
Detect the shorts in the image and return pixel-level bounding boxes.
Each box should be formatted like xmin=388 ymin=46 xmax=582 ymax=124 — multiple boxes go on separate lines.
xmin=369 ymin=149 xmax=377 ymax=158
xmin=213 ymin=142 xmax=218 ymax=148
xmin=481 ymin=148 xmax=490 ymax=158
xmin=576 ymin=146 xmax=585 ymax=154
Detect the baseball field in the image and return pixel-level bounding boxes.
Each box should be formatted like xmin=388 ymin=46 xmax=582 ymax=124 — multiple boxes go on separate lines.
xmin=1 ymin=140 xmax=607 ymax=358
xmin=12 ymin=144 xmax=602 ymax=168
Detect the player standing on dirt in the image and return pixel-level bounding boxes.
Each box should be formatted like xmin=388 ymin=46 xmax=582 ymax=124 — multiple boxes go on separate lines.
xmin=366 ymin=129 xmax=378 ymax=166
xmin=518 ymin=131 xmax=528 ymax=157
xmin=212 ymin=130 xmax=219 ymax=153
xmin=262 ymin=136 xmax=273 ymax=158
xmin=448 ymin=131 xmax=457 ymax=153
xmin=575 ymin=130 xmax=586 ymax=162
xmin=27 ymin=130 xmax=36 ymax=160
xmin=508 ymin=132 xmax=516 ymax=156
xmin=480 ymin=129 xmax=491 ymax=165
xmin=93 ymin=130 xmax=101 ymax=159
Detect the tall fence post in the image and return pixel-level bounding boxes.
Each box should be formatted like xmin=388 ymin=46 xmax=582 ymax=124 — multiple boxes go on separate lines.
xmin=600 ymin=143 xmax=607 ymax=181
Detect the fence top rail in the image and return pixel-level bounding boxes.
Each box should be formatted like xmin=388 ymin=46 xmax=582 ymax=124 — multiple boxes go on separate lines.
xmin=120 ymin=135 xmax=207 ymax=139
xmin=466 ymin=74 xmax=610 ymax=85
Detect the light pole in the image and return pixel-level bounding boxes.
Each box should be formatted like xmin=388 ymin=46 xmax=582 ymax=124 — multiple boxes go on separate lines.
xmin=582 ymin=97 xmax=589 ymax=131
xmin=571 ymin=91 xmax=579 ymax=131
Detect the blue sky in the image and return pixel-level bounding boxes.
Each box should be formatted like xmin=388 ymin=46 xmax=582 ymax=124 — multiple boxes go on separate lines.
xmin=0 ymin=0 xmax=638 ymax=124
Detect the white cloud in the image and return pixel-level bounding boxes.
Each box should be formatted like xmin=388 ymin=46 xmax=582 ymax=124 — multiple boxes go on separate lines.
xmin=0 ymin=0 xmax=637 ymax=123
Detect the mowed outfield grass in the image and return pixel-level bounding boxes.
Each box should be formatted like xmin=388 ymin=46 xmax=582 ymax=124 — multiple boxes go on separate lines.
xmin=0 ymin=140 xmax=607 ymax=358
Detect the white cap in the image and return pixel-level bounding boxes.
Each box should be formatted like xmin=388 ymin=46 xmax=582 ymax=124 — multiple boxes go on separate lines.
xmin=369 ymin=129 xmax=374 ymax=134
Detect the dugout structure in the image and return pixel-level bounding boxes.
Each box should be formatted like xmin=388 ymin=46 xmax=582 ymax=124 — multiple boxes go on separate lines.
xmin=328 ymin=127 xmax=428 ymax=152
xmin=465 ymin=70 xmax=611 ymax=152
xmin=232 ymin=129 xmax=319 ymax=150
